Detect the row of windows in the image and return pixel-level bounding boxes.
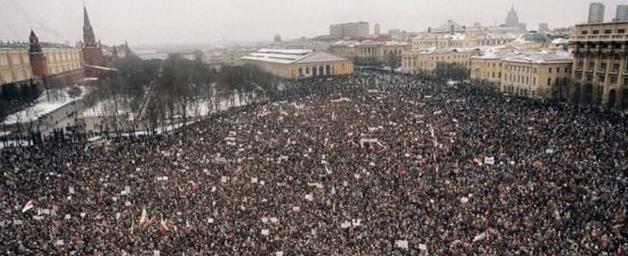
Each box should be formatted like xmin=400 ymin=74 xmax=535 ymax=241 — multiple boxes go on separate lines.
xmin=472 ymin=61 xmax=502 ymax=68
xmin=0 ymin=54 xmax=30 ymax=66
xmin=1 ymin=52 xmax=82 ymax=67
xmin=298 ymin=65 xmax=333 ymax=77
xmin=576 ymin=59 xmax=628 ymax=72
xmin=575 ymin=72 xmax=624 ymax=84
xmin=409 ymin=54 xmax=469 ymax=62
xmin=0 ymin=68 xmax=33 ymax=82
xmin=506 ymin=73 xmax=537 ymax=86
xmin=581 ymin=28 xmax=626 ymax=35
xmin=402 ymin=60 xmax=471 ymax=69
xmin=46 ymin=51 xmax=81 ymax=62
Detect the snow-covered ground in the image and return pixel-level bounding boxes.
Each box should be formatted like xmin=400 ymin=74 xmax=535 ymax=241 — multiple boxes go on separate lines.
xmin=80 ymin=97 xmax=133 ymax=118
xmin=3 ymin=86 xmax=93 ymax=125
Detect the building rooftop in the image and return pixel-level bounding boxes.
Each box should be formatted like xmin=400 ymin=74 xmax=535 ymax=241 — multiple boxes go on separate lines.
xmin=574 ymin=21 xmax=628 ymax=27
xmin=332 ymin=40 xmax=409 ymax=47
xmin=242 ymin=49 xmax=347 ymax=64
xmin=473 ymin=46 xmax=519 ymax=59
xmin=422 ymin=47 xmax=480 ymax=54
xmin=502 ymin=49 xmax=572 ymax=64
xmin=0 ymin=42 xmax=75 ymax=50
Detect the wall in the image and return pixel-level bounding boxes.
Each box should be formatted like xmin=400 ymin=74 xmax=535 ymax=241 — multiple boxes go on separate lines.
xmin=44 ymin=48 xmax=84 ymax=75
xmin=0 ymin=49 xmax=34 ymax=84
xmin=501 ymin=60 xmax=572 ymax=98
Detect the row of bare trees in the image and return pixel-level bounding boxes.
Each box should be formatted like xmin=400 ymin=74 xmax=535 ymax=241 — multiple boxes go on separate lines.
xmin=85 ymin=53 xmax=278 ymax=136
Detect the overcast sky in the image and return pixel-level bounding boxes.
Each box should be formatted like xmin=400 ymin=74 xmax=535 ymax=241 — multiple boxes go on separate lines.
xmin=1 ymin=0 xmax=627 ymax=46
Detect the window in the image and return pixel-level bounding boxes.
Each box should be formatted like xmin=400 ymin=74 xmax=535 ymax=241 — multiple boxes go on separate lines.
xmin=556 ymin=68 xmax=560 ymax=73
xmin=592 ymin=30 xmax=600 ymax=35
xmin=547 ymin=78 xmax=552 ymax=86
xmin=581 ymin=30 xmax=588 ymax=35
xmin=549 ymin=68 xmax=552 ymax=73
xmin=619 ymin=29 xmax=626 ymax=34
xmin=0 ymin=55 xmax=8 ymax=66
xmin=604 ymin=29 xmax=612 ymax=34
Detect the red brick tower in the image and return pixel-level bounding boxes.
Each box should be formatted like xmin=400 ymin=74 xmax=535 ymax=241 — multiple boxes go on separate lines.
xmin=82 ymin=6 xmax=105 ymax=66
xmin=28 ymin=30 xmax=48 ymax=78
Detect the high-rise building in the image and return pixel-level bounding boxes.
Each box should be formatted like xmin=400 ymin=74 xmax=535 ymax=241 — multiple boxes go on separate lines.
xmin=570 ymin=22 xmax=628 ymax=112
xmin=505 ymin=5 xmax=520 ymax=27
xmin=614 ymin=5 xmax=628 ymax=22
xmin=329 ymin=22 xmax=369 ymax=39
xmin=374 ymin=23 xmax=381 ymax=36
xmin=588 ymin=2 xmax=605 ymax=23
xmin=502 ymin=5 xmax=527 ymax=32
xmin=539 ymin=23 xmax=549 ymax=33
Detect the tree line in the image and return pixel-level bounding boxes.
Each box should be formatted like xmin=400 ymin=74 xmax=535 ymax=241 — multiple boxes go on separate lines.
xmin=84 ymin=53 xmax=278 ymax=135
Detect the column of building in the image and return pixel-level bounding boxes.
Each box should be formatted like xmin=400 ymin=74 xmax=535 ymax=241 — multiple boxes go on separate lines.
xmin=580 ymin=49 xmax=591 ymax=105
xmin=602 ymin=50 xmax=613 ymax=108
xmin=616 ymin=52 xmax=626 ymax=110
xmin=569 ymin=51 xmax=581 ymax=104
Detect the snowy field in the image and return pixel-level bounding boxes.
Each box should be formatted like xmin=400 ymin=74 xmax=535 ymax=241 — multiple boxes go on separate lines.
xmin=3 ymin=86 xmax=93 ymax=125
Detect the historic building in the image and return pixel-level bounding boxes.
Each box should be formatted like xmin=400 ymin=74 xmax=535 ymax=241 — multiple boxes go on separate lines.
xmin=0 ymin=31 xmax=85 ymax=90
xmin=471 ymin=48 xmax=572 ymax=100
xmin=329 ymin=22 xmax=370 ymax=39
xmin=329 ymin=40 xmax=410 ymax=66
xmin=502 ymin=5 xmax=527 ymax=33
xmin=500 ymin=51 xmax=572 ymax=99
xmin=1 ymin=5 xmax=120 ymax=92
xmin=401 ymin=48 xmax=479 ymax=73
xmin=242 ymin=49 xmax=353 ymax=79
xmin=81 ymin=6 xmax=117 ymax=77
xmin=570 ymin=21 xmax=628 ymax=112
xmin=470 ymin=48 xmax=517 ymax=88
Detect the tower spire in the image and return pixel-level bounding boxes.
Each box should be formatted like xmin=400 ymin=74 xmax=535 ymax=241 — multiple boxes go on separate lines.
xmin=83 ymin=5 xmax=97 ymax=47
xmin=29 ymin=30 xmax=42 ymax=53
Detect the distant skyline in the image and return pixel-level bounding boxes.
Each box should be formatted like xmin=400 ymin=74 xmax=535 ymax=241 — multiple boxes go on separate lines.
xmin=1 ymin=0 xmax=627 ymax=46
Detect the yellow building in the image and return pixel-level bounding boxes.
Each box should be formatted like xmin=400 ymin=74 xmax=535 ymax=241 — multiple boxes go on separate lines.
xmin=570 ymin=21 xmax=628 ymax=112
xmin=1 ymin=42 xmax=85 ymax=90
xmin=0 ymin=48 xmax=33 ymax=85
xmin=44 ymin=48 xmax=84 ymax=75
xmin=330 ymin=40 xmax=410 ymax=66
xmin=242 ymin=49 xmax=353 ymax=79
xmin=411 ymin=33 xmax=466 ymax=50
xmin=411 ymin=31 xmax=518 ymax=51
xmin=471 ymin=48 xmax=517 ymax=88
xmin=401 ymin=48 xmax=479 ymax=73
xmin=472 ymin=48 xmax=574 ymax=100
xmin=500 ymin=51 xmax=572 ymax=99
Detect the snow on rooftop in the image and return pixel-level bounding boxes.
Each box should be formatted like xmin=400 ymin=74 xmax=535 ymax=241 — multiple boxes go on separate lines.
xmin=243 ymin=49 xmax=346 ymax=65
xmin=257 ymin=49 xmax=312 ymax=55
xmin=552 ymin=38 xmax=569 ymax=45
xmin=502 ymin=49 xmax=572 ymax=64
xmin=85 ymin=65 xmax=118 ymax=71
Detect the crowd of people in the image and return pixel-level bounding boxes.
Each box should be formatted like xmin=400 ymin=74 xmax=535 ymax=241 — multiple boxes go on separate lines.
xmin=1 ymin=71 xmax=626 ymax=255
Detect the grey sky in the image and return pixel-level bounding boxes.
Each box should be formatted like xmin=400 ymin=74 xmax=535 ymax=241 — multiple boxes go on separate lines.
xmin=1 ymin=0 xmax=627 ymax=46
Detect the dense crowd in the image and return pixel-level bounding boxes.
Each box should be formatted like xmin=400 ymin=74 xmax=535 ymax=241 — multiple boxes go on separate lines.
xmin=1 ymin=71 xmax=626 ymax=255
